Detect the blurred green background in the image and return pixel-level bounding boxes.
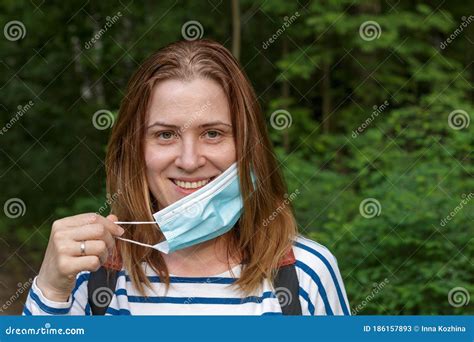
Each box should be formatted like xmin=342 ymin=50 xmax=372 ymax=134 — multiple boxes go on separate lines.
xmin=0 ymin=0 xmax=472 ymax=315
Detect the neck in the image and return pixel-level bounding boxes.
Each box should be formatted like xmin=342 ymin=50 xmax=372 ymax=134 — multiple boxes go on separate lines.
xmin=161 ymin=232 xmax=240 ymax=277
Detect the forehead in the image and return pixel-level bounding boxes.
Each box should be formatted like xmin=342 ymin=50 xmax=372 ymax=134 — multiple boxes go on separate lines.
xmin=147 ymin=78 xmax=230 ymax=125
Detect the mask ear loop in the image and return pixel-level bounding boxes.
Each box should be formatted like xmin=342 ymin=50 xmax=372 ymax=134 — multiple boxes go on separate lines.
xmin=115 ymin=236 xmax=155 ymax=248
xmin=114 ymin=221 xmax=163 ymax=249
xmin=114 ymin=221 xmax=156 ymax=224
xmin=113 ymin=221 xmax=160 ymax=249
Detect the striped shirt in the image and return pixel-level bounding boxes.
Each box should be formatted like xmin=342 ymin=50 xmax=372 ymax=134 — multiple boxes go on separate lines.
xmin=23 ymin=235 xmax=350 ymax=315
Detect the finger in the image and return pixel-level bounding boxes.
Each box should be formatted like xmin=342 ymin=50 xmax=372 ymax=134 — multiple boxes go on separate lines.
xmin=106 ymin=214 xmax=118 ymax=223
xmin=54 ymin=213 xmax=99 ymax=229
xmin=55 ymin=213 xmax=124 ymax=237
xmin=68 ymin=224 xmax=115 ymax=252
xmin=64 ymin=256 xmax=102 ymax=274
xmin=92 ymin=214 xmax=124 ymax=236
xmin=69 ymin=240 xmax=109 ymax=259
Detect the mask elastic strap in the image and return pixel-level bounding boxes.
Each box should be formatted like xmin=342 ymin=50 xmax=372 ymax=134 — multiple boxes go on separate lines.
xmin=114 ymin=221 xmax=156 ymax=225
xmin=115 ymin=236 xmax=155 ymax=248
xmin=113 ymin=222 xmax=162 ymax=249
xmin=115 ymin=236 xmax=168 ymax=253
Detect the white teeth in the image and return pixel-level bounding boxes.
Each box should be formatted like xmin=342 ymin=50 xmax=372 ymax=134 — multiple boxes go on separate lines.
xmin=173 ymin=178 xmax=211 ymax=189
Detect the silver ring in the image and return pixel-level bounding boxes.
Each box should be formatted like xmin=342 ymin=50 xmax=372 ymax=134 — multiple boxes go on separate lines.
xmin=80 ymin=240 xmax=86 ymax=256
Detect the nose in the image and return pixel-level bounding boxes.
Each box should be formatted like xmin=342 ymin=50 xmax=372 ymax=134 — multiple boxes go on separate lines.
xmin=174 ymin=137 xmax=205 ymax=172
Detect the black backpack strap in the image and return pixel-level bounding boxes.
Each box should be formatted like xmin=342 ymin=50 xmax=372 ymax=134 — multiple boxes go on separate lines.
xmin=87 ymin=266 xmax=119 ymax=315
xmin=274 ymin=263 xmax=302 ymax=315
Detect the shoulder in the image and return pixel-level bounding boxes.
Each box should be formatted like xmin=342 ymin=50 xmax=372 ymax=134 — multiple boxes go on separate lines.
xmin=292 ymin=235 xmax=350 ymax=315
xmin=292 ymin=235 xmax=339 ymax=267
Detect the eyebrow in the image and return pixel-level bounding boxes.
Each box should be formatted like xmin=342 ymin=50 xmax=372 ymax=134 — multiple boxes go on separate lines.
xmin=147 ymin=120 xmax=232 ymax=129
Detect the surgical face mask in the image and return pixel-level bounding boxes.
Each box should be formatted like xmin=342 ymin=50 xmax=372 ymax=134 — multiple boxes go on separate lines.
xmin=116 ymin=162 xmax=255 ymax=254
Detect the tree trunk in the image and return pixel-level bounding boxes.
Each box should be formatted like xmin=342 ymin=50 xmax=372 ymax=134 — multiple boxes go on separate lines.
xmin=91 ymin=17 xmax=106 ymax=106
xmin=231 ymin=0 xmax=241 ymax=61
xmin=71 ymin=36 xmax=92 ymax=101
xmin=321 ymin=61 xmax=331 ymax=134
xmin=282 ymin=38 xmax=290 ymax=152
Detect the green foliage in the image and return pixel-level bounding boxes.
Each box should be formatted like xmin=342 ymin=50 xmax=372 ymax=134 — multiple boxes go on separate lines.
xmin=278 ymin=102 xmax=473 ymax=314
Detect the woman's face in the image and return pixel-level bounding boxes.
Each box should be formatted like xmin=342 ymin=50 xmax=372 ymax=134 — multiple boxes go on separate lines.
xmin=145 ymin=77 xmax=236 ymax=209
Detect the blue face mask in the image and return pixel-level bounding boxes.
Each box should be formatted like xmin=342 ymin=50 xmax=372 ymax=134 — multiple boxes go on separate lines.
xmin=117 ymin=162 xmax=255 ymax=254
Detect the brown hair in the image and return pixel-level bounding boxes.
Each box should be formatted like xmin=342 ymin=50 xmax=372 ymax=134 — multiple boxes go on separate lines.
xmin=105 ymin=39 xmax=298 ymax=295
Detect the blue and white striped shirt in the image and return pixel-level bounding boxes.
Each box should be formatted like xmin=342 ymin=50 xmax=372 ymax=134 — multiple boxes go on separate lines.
xmin=24 ymin=235 xmax=350 ymax=315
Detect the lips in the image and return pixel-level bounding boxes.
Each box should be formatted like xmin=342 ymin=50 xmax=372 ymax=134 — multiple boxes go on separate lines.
xmin=169 ymin=176 xmax=217 ymax=190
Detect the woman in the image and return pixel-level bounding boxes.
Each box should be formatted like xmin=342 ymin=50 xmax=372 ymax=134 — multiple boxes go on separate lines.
xmin=24 ymin=39 xmax=350 ymax=315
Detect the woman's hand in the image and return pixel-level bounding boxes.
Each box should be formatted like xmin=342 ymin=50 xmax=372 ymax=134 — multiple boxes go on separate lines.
xmin=36 ymin=213 xmax=124 ymax=302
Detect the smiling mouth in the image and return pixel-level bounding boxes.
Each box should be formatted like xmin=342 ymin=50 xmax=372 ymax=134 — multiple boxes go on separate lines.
xmin=170 ymin=176 xmax=217 ymax=190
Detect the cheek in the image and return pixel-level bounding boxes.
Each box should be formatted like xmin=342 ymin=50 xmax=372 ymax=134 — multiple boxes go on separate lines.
xmin=144 ymin=145 xmax=170 ymax=182
xmin=221 ymin=140 xmax=237 ymax=162
xmin=144 ymin=147 xmax=160 ymax=172
xmin=145 ymin=142 xmax=174 ymax=168
xmin=144 ymin=146 xmax=174 ymax=206
xmin=207 ymin=139 xmax=237 ymax=168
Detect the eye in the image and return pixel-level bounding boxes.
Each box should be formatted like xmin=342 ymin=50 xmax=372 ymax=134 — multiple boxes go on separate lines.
xmin=155 ymin=131 xmax=176 ymax=140
xmin=204 ymin=130 xmax=221 ymax=139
